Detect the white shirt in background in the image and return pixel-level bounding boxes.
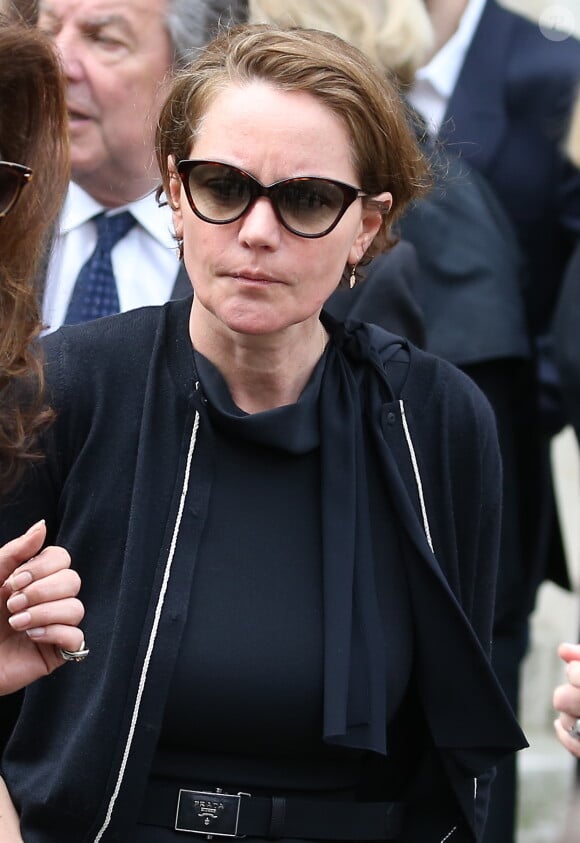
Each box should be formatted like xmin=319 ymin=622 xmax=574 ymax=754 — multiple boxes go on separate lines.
xmin=42 ymin=181 xmax=181 ymax=333
xmin=407 ymin=0 xmax=487 ymax=137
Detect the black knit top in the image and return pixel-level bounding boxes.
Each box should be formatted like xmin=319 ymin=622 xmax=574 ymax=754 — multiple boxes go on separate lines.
xmin=134 ymin=349 xmax=414 ymax=840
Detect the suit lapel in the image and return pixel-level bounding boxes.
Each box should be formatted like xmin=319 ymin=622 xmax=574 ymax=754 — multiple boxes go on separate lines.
xmin=440 ymin=0 xmax=517 ymax=172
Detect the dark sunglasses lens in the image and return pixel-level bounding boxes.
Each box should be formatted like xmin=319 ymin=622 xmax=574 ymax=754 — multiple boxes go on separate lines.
xmin=275 ymin=179 xmax=347 ymax=235
xmin=0 ymin=169 xmax=21 ymax=216
xmin=187 ymin=163 xmax=251 ymax=222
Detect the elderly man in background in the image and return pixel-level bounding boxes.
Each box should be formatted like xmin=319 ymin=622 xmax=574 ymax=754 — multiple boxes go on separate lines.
xmin=38 ymin=0 xmax=247 ymax=329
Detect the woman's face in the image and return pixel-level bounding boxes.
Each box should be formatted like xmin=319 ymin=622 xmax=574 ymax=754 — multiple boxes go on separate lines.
xmin=169 ymin=81 xmax=390 ymax=338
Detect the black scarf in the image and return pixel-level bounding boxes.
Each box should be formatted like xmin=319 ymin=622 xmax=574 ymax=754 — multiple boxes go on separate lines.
xmin=194 ymin=315 xmax=526 ymax=773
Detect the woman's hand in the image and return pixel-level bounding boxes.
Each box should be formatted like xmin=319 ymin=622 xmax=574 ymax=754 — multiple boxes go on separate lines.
xmin=0 ymin=776 xmax=23 ymax=842
xmin=553 ymin=642 xmax=580 ymax=758
xmin=0 ymin=521 xmax=85 ymax=695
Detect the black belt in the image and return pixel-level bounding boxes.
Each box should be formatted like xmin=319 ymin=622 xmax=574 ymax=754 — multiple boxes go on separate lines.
xmin=139 ymin=781 xmax=404 ymax=839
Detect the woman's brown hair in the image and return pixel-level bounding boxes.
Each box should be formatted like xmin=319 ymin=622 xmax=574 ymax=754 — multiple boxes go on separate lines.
xmin=0 ymin=18 xmax=70 ymax=493
xmin=156 ymin=23 xmax=430 ymax=264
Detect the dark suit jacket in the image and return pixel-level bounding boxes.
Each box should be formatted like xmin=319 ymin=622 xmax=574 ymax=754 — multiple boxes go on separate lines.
xmin=397 ymin=151 xmax=529 ymax=367
xmin=441 ymin=0 xmax=580 ymax=336
xmin=437 ymin=0 xmax=580 ymax=598
xmin=393 ymin=147 xmax=540 ymax=624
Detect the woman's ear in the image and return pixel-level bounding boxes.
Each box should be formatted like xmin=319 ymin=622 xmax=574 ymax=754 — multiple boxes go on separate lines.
xmin=167 ymin=155 xmax=184 ymax=240
xmin=349 ymin=191 xmax=392 ymax=266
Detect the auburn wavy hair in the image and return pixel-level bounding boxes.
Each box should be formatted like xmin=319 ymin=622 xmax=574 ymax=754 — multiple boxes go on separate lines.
xmin=0 ymin=19 xmax=70 ymax=494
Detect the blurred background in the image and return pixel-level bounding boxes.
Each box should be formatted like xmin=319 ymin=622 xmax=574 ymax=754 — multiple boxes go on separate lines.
xmin=495 ymin=3 xmax=580 ymax=841
xmin=519 ymin=425 xmax=580 ymax=842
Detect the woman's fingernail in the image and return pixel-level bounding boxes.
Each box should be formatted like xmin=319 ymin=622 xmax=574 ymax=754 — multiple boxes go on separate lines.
xmin=9 ymin=571 xmax=33 ymax=591
xmin=26 ymin=628 xmax=46 ymax=639
xmin=8 ymin=611 xmax=32 ymax=629
xmin=8 ymin=571 xmax=32 ymax=591
xmin=25 ymin=519 xmax=45 ymax=535
xmin=6 ymin=592 xmax=28 ymax=613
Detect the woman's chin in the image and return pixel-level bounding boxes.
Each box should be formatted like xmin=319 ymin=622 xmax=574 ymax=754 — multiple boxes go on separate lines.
xmin=213 ymin=304 xmax=295 ymax=338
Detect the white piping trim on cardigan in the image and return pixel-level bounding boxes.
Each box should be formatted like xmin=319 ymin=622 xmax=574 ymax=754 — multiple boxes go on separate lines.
xmin=400 ymin=401 xmax=466 ymax=842
xmin=399 ymin=400 xmax=434 ymax=553
xmin=399 ymin=400 xmax=477 ymax=843
xmin=93 ymin=410 xmax=201 ymax=842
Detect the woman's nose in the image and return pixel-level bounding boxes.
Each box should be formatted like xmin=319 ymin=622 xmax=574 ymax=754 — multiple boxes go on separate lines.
xmin=237 ymin=196 xmax=283 ymax=249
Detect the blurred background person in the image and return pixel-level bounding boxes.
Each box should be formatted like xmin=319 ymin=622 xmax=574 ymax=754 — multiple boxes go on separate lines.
xmin=2 ymin=0 xmax=38 ymax=22
xmin=251 ymin=0 xmax=435 ymax=89
xmin=553 ymin=93 xmax=580 ymax=812
xmin=37 ymin=0 xmax=248 ymax=330
xmin=555 ymin=95 xmax=580 ymax=450
xmin=554 ymin=239 xmax=580 ymax=448
xmin=408 ymin=4 xmax=580 ymax=840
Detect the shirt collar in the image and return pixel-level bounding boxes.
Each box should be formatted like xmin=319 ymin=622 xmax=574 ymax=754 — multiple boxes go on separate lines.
xmin=59 ymin=181 xmax=175 ymax=248
xmin=415 ymin=0 xmax=487 ymax=100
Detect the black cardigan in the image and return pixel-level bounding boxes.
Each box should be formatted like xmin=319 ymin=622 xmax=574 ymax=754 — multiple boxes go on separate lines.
xmin=0 ymin=298 xmax=526 ymax=842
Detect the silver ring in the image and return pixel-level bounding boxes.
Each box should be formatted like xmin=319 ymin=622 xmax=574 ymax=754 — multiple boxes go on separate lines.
xmin=568 ymin=718 xmax=580 ymax=741
xmin=59 ymin=638 xmax=90 ymax=663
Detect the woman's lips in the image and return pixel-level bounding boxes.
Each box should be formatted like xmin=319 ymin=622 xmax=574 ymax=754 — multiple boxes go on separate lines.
xmin=233 ymin=271 xmax=282 ymax=285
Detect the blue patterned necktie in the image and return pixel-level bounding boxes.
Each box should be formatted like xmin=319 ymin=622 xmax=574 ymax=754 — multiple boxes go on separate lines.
xmin=64 ymin=211 xmax=135 ymax=325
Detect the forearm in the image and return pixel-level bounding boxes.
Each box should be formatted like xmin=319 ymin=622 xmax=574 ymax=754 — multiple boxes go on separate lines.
xmin=0 ymin=776 xmax=23 ymax=842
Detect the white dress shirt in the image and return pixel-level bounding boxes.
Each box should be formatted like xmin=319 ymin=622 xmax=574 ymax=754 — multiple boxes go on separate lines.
xmin=42 ymin=182 xmax=182 ymax=332
xmin=407 ymin=0 xmax=487 ymax=137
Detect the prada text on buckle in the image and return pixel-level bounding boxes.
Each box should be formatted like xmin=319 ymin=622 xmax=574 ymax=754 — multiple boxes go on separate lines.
xmin=175 ymin=788 xmax=249 ymax=838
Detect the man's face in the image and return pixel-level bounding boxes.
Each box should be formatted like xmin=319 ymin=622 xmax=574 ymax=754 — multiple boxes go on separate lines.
xmin=39 ymin=0 xmax=173 ymax=206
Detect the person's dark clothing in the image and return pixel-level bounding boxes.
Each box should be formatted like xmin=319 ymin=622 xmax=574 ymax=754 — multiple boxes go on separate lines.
xmin=431 ymin=3 xmax=580 ymax=840
xmin=0 ymin=298 xmax=525 ymax=842
xmin=555 ymin=240 xmax=580 ymax=445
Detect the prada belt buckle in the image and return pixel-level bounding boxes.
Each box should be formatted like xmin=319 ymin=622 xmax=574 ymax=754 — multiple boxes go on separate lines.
xmin=175 ymin=788 xmax=249 ymax=838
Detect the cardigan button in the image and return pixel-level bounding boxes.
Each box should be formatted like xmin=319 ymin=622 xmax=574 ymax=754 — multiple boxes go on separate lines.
xmin=381 ymin=408 xmax=397 ymax=430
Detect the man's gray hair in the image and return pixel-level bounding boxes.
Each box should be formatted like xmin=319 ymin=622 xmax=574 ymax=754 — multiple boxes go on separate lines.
xmin=166 ymin=0 xmax=248 ymax=68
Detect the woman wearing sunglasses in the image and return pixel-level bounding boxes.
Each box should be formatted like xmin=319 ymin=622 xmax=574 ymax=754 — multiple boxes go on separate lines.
xmin=0 ymin=23 xmax=525 ymax=843
xmin=0 ymin=19 xmax=86 ymax=705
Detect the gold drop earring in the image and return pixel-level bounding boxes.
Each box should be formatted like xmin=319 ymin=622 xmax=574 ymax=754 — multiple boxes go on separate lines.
xmin=349 ymin=263 xmax=358 ymax=289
